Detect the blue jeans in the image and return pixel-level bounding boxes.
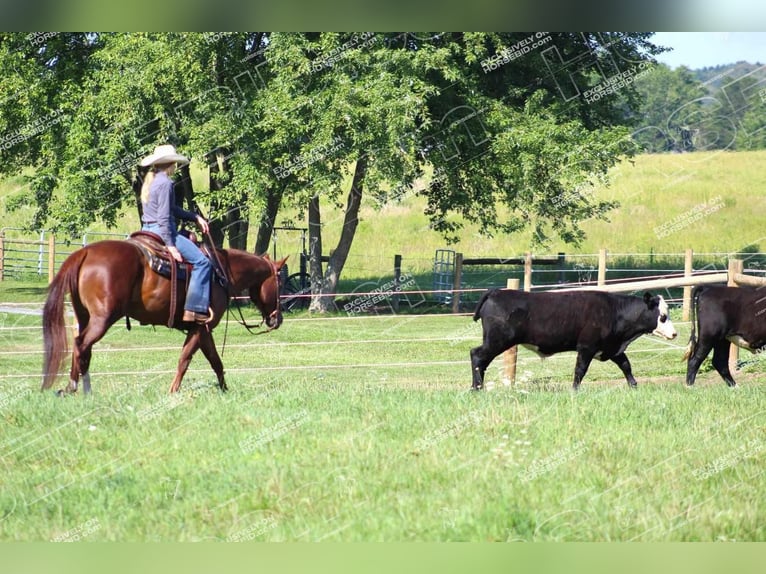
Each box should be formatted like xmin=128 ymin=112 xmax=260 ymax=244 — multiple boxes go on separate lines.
xmin=143 ymin=225 xmax=211 ymax=314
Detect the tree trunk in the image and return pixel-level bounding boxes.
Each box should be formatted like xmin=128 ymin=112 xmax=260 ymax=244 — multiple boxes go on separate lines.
xmin=308 ymin=156 xmax=367 ymax=313
xmin=176 ymin=163 xmax=196 ymax=212
xmin=227 ymin=204 xmax=250 ymax=251
xmin=308 ymin=194 xmax=323 ymax=294
xmin=254 ymin=183 xmax=286 ymax=255
xmin=206 ymin=148 xmax=230 ymax=248
xmin=131 ymin=166 xmax=149 ymax=222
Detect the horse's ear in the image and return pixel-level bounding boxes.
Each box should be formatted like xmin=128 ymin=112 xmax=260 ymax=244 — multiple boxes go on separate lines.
xmin=263 ymin=253 xmax=271 ymax=260
xmin=277 ymin=255 xmax=289 ymax=270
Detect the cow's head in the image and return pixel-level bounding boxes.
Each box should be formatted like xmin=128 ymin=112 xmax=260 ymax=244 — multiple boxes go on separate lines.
xmin=644 ymin=292 xmax=677 ymax=339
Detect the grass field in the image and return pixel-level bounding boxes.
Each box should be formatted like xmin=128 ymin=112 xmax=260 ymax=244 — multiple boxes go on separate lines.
xmin=2 ymin=151 xmax=766 ymax=541
xmin=1 ymin=288 xmax=765 ymax=541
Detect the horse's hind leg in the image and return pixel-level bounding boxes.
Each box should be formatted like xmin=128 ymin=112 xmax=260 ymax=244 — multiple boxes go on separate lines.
xmin=198 ymin=329 xmax=227 ymax=392
xmin=60 ymin=321 xmax=84 ymax=395
xmin=64 ymin=315 xmax=113 ymax=395
xmin=169 ymin=330 xmax=202 ymax=393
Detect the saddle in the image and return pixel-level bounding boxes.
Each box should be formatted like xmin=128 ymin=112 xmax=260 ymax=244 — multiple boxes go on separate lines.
xmin=128 ymin=231 xmax=227 ymax=328
xmin=129 ymin=231 xmax=193 ymax=282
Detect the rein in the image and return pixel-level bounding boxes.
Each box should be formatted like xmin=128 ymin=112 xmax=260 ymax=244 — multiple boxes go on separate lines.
xmin=231 ymin=255 xmax=282 ymax=335
xmin=203 ymin=232 xmax=282 ymax=339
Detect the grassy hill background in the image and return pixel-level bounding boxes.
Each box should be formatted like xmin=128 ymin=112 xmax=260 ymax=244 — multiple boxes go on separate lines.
xmin=2 ymin=149 xmax=765 ymax=282
xmin=298 ymin=149 xmax=766 ymax=279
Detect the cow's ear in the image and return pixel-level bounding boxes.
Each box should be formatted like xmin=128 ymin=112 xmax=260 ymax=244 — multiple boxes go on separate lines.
xmin=643 ymin=292 xmax=657 ymax=308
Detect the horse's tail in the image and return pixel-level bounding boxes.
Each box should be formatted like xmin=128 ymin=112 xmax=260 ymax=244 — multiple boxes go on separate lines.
xmin=473 ymin=289 xmax=499 ymax=322
xmin=41 ymin=248 xmax=86 ymax=390
xmin=682 ymin=285 xmax=704 ymax=362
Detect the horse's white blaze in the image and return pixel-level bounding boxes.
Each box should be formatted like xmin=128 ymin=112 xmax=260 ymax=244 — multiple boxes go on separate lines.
xmin=653 ymin=296 xmax=677 ymax=339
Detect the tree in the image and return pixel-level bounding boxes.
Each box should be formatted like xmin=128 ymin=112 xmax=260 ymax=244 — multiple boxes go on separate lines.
xmin=1 ymin=32 xmax=274 ymax=249
xmin=2 ymin=32 xmax=665 ymax=314
xmin=246 ymin=33 xmax=434 ymax=312
xmin=631 ymin=64 xmax=709 ymax=152
xmin=407 ymin=33 xmax=663 ymax=245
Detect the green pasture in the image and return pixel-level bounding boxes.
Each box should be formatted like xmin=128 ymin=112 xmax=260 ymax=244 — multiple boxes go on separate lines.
xmin=1 ymin=296 xmax=764 ymax=541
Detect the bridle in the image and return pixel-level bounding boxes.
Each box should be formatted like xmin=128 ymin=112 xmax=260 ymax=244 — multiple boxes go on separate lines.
xmin=201 ymin=233 xmax=282 ymax=339
xmin=231 ymin=254 xmax=282 ymax=336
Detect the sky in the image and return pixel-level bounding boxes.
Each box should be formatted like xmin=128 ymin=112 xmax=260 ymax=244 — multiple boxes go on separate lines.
xmin=652 ymin=32 xmax=766 ymax=69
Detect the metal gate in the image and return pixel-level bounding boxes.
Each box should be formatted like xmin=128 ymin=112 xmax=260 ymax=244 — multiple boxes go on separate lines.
xmin=432 ymin=249 xmax=456 ymax=304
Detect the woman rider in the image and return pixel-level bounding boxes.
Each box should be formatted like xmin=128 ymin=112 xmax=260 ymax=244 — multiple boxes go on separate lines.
xmin=140 ymin=144 xmax=212 ymax=324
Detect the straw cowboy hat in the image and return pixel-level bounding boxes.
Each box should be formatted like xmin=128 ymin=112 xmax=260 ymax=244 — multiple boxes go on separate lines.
xmin=140 ymin=144 xmax=190 ymax=167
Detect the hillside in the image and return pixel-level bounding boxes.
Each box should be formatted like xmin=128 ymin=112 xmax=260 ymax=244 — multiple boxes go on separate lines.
xmin=692 ymin=60 xmax=766 ymax=90
xmin=312 ymin=149 xmax=766 ymax=276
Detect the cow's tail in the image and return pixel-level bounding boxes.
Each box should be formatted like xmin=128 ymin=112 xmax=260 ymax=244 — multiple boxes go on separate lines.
xmin=41 ymin=249 xmax=85 ymax=390
xmin=683 ymin=285 xmax=704 ymax=361
xmin=473 ymin=288 xmax=500 ymax=322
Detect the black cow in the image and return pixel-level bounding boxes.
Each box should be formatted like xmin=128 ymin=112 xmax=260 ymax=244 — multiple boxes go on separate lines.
xmin=684 ymin=285 xmax=766 ymax=387
xmin=470 ymin=289 xmax=677 ymax=390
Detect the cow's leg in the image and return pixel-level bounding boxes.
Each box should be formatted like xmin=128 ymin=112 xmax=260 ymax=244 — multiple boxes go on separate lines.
xmin=573 ymin=349 xmax=596 ymax=390
xmin=198 ymin=329 xmax=227 ymax=392
xmin=610 ymin=352 xmax=638 ymax=388
xmin=169 ymin=329 xmax=201 ymax=393
xmin=711 ymin=340 xmax=737 ymax=387
xmin=685 ymin=339 xmax=714 ymax=386
xmin=470 ymin=340 xmax=508 ymax=390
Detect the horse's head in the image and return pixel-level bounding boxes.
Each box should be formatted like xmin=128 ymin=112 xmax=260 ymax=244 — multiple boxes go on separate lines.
xmin=251 ymin=254 xmax=288 ymax=330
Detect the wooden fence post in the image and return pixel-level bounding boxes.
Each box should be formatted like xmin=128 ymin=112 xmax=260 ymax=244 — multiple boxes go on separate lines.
xmin=683 ymin=248 xmax=693 ymax=321
xmin=392 ymin=254 xmax=402 ymax=312
xmin=557 ymin=252 xmax=566 ymax=284
xmin=503 ymin=278 xmax=521 ymax=384
xmin=524 ymin=252 xmax=533 ymax=292
xmin=727 ymin=258 xmax=744 ymax=373
xmin=48 ymin=234 xmax=56 ymax=284
xmin=598 ymin=248 xmax=608 ymax=286
xmin=452 ymin=252 xmax=463 ymax=313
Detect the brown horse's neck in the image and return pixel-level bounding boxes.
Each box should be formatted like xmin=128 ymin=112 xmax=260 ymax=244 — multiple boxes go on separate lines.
xmin=221 ymin=249 xmax=273 ymax=292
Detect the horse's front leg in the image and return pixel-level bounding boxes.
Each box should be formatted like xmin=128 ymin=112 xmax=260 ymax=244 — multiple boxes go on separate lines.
xmin=198 ymin=329 xmax=227 ymax=392
xmin=169 ymin=329 xmax=201 ymax=393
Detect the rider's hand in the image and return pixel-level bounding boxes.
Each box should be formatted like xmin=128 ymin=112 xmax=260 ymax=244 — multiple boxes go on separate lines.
xmin=168 ymin=245 xmax=183 ymax=262
xmin=196 ymin=215 xmax=210 ymax=235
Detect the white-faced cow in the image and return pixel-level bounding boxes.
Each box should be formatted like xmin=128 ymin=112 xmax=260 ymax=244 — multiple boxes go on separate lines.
xmin=684 ymin=285 xmax=766 ymax=387
xmin=470 ymin=289 xmax=677 ymax=390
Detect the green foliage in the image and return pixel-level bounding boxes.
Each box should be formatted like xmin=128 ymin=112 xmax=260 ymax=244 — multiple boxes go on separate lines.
xmin=632 ymin=62 xmax=766 ymax=153
xmin=1 ymin=32 xmax=664 ymax=252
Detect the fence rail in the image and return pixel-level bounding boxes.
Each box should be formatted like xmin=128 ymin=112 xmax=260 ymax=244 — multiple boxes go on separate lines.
xmin=0 ymin=228 xmax=128 ymax=282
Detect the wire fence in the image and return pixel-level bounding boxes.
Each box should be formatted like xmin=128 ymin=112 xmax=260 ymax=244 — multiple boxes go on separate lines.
xmin=4 ymin=228 xmax=766 ymax=316
xmin=0 ymin=308 xmax=696 ymax=384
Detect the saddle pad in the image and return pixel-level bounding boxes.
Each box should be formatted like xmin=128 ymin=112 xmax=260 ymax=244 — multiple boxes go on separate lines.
xmin=127 ymin=232 xmax=225 ymax=287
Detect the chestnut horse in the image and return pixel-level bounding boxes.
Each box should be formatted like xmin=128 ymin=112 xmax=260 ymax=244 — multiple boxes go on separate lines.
xmin=41 ymin=239 xmax=286 ymax=394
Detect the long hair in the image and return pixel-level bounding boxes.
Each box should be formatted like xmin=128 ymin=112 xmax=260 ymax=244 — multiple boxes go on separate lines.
xmin=140 ymin=163 xmax=175 ymax=204
xmin=140 ymin=170 xmax=155 ymax=205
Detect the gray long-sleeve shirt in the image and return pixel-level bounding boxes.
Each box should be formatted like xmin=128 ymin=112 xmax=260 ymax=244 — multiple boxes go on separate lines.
xmin=141 ymin=171 xmax=197 ymax=247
